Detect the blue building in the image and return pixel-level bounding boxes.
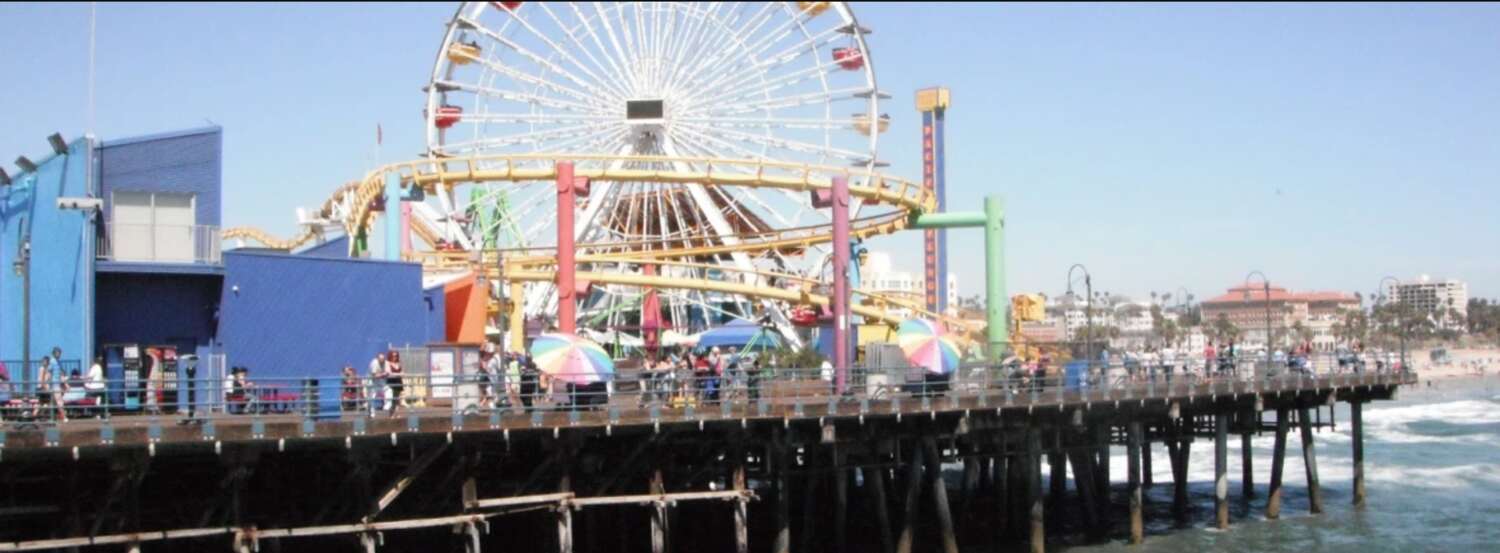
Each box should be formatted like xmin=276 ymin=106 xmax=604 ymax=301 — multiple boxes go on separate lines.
xmin=2 ymin=127 xmax=439 ymax=388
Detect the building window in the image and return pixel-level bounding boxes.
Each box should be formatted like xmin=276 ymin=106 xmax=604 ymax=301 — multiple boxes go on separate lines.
xmin=109 ymin=191 xmax=197 ymax=262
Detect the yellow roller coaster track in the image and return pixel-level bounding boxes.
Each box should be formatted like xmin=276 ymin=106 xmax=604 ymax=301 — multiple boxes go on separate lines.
xmin=221 ymin=154 xmax=973 ymax=333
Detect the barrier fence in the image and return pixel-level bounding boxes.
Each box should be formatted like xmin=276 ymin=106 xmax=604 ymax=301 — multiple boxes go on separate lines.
xmin=0 ymin=351 xmax=1414 ymax=426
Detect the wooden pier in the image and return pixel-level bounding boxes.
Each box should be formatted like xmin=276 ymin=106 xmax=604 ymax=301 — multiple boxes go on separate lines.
xmin=0 ymin=371 xmax=1410 ymax=552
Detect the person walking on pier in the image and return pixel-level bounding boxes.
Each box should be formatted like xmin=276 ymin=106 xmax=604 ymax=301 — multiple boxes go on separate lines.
xmin=385 ymin=350 xmax=405 ymax=417
xmin=340 ymin=366 xmax=362 ymax=412
xmin=367 ymin=353 xmax=387 ymax=416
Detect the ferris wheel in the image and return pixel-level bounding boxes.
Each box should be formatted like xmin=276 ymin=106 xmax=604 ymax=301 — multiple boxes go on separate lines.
xmin=421 ymin=1 xmax=888 ymax=341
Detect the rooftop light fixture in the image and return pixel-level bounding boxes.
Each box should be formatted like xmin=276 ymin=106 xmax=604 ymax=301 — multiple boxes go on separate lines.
xmin=47 ymin=133 xmax=67 ymax=155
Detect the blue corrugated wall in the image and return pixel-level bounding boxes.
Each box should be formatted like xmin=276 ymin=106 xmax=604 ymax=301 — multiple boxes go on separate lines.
xmin=99 ymin=127 xmax=221 ymax=226
xmin=218 ymin=251 xmax=430 ymax=380
xmin=95 ymin=273 xmax=221 ymax=355
xmin=0 ymin=137 xmax=96 ymax=373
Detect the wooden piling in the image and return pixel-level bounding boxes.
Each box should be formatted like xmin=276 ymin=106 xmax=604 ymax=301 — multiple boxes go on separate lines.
xmin=1214 ymin=414 xmax=1229 ymax=530
xmin=801 ymin=444 xmax=823 ymax=553
xmin=834 ymin=445 xmax=849 ymax=553
xmin=1127 ymin=421 xmax=1143 ymax=545
xmin=1066 ymin=445 xmax=1100 ymax=531
xmin=896 ymin=442 xmax=924 ymax=553
xmin=774 ymin=434 xmax=791 ymax=553
xmin=734 ymin=459 xmax=749 ymax=553
xmin=558 ymin=473 xmax=574 ymax=553
xmin=1241 ymin=429 xmax=1254 ymax=500
xmin=1298 ymin=406 xmax=1324 ymax=514
xmin=1094 ymin=423 xmax=1111 ymax=517
xmin=923 ymin=438 xmax=960 ymax=553
xmin=862 ymin=464 xmax=894 ymax=553
xmin=651 ymin=469 xmax=668 ymax=553
xmin=1027 ymin=428 xmax=1045 ymax=553
xmin=1266 ymin=407 xmax=1289 ymax=519
xmin=1048 ymin=448 xmax=1067 ymax=521
xmin=1352 ymin=400 xmax=1366 ymax=508
xmin=1141 ymin=433 xmax=1153 ymax=489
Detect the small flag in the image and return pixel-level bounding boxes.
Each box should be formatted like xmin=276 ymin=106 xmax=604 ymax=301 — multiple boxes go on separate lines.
xmin=377 ymin=123 xmax=383 ymax=146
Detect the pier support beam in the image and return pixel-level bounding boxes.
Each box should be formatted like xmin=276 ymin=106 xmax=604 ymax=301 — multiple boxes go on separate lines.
xmin=1214 ymin=414 xmax=1229 ymax=530
xmin=834 ymin=446 xmax=849 ymax=553
xmin=1047 ymin=448 xmax=1066 ymax=521
xmin=896 ymin=442 xmax=924 ymax=553
xmin=862 ymin=464 xmax=894 ymax=553
xmin=1267 ymin=408 xmax=1289 ymax=519
xmin=1298 ymin=406 xmax=1324 ymax=514
xmin=734 ymin=458 xmax=749 ymax=553
xmin=1241 ymin=429 xmax=1254 ymax=500
xmin=1126 ymin=421 xmax=1144 ymax=545
xmin=1027 ymin=428 xmax=1045 ymax=553
xmin=1094 ymin=423 xmax=1111 ymax=519
xmin=1352 ymin=400 xmax=1366 ymax=508
xmin=773 ymin=439 xmax=790 ymax=553
xmin=1168 ymin=425 xmax=1191 ymax=519
xmin=923 ymin=438 xmax=959 ymax=553
xmin=1141 ymin=435 xmax=1153 ymax=489
xmin=1067 ymin=444 xmax=1100 ymax=532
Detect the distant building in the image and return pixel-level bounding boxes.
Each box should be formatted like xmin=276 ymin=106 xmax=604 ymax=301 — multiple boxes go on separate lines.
xmin=1200 ymin=284 xmax=1359 ymax=351
xmin=859 ymin=251 xmax=959 ymax=318
xmin=1383 ymin=275 xmax=1468 ymax=329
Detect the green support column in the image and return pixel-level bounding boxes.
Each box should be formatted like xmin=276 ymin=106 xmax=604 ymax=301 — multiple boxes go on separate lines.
xmin=984 ymin=196 xmax=1007 ymax=358
xmin=909 ymin=195 xmax=1007 ymax=360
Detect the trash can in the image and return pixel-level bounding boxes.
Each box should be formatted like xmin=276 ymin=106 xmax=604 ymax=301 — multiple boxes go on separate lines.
xmin=1064 ymin=361 xmax=1089 ymax=391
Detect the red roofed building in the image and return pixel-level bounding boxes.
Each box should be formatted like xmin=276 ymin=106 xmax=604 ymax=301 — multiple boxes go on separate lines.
xmin=1200 ymin=285 xmax=1359 ymax=351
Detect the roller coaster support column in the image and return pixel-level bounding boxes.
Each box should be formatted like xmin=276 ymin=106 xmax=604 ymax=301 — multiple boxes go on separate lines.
xmin=910 ymin=196 xmax=1007 ymax=359
xmin=832 ymin=176 xmax=851 ymax=394
xmin=554 ymin=162 xmax=591 ymax=335
xmin=384 ymin=172 xmax=401 ymax=261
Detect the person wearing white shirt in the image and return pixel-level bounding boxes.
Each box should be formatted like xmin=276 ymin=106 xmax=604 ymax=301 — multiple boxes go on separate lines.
xmin=85 ymin=356 xmax=107 ymax=405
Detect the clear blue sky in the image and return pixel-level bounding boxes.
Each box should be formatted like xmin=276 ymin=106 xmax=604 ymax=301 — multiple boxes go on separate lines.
xmin=3 ymin=2 xmax=1497 ymax=301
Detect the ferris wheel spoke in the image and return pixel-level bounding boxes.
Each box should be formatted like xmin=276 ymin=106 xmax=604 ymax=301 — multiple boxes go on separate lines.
xmin=458 ymin=47 xmax=615 ymax=110
xmin=461 ymin=16 xmax=621 ymax=106
xmin=693 ymin=29 xmax=847 ymax=105
xmin=658 ymin=3 xmax=730 ymax=94
xmin=675 ymin=115 xmax=857 ymax=132
xmin=440 ymin=123 xmax=616 ymax=153
xmin=695 ymin=86 xmax=872 ymax=117
xmin=498 ymin=4 xmax=633 ymax=103
xmin=456 ymin=112 xmax=616 ymax=124
xmin=670 ymin=3 xmax=778 ymax=93
xmin=557 ymin=3 xmax=639 ymax=96
xmin=438 ymin=79 xmax=609 ymax=114
xmin=679 ymin=28 xmax=845 ymax=113
xmin=586 ymin=2 xmax=643 ymax=95
xmin=677 ymin=121 xmax=867 ymax=163
xmin=684 ymin=59 xmax=846 ymax=114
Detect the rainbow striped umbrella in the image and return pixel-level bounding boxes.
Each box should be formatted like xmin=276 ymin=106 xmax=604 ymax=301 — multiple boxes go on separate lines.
xmin=530 ymin=333 xmax=615 ymax=385
xmin=897 ymin=319 xmax=961 ymax=375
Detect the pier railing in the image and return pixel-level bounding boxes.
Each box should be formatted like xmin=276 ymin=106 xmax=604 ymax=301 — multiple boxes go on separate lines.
xmin=0 ymin=353 xmax=1415 ymax=435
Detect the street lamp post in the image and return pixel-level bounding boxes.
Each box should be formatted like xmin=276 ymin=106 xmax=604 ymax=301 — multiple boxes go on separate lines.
xmin=1378 ymin=276 xmax=1406 ymax=371
xmin=1244 ymin=271 xmax=1272 ymax=373
xmin=1068 ymin=264 xmax=1093 ymax=376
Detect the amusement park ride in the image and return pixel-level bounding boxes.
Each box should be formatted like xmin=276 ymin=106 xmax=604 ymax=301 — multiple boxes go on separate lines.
xmin=222 ymin=1 xmax=1010 ymax=363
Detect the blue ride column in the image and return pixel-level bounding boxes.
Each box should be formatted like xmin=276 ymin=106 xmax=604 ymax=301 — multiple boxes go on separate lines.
xmin=916 ymin=87 xmax=951 ymax=317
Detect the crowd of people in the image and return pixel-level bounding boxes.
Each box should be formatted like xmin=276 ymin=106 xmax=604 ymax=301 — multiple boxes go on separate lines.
xmin=636 ymin=345 xmax=764 ymax=408
xmin=0 ymin=346 xmax=107 ymax=422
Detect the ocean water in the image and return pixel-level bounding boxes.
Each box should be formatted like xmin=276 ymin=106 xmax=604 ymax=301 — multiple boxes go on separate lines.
xmin=1062 ymin=376 xmax=1500 ymax=553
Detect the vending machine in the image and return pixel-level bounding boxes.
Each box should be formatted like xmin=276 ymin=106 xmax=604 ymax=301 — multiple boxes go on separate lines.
xmin=155 ymin=346 xmax=180 ymax=414
xmin=122 ymin=345 xmax=144 ymax=411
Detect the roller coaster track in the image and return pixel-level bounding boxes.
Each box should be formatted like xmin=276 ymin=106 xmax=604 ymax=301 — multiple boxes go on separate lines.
xmin=221 ymin=154 xmax=969 ymax=333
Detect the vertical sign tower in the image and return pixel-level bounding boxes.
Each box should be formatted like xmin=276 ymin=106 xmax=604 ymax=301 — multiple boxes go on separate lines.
xmin=916 ymin=87 xmax=951 ymax=317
